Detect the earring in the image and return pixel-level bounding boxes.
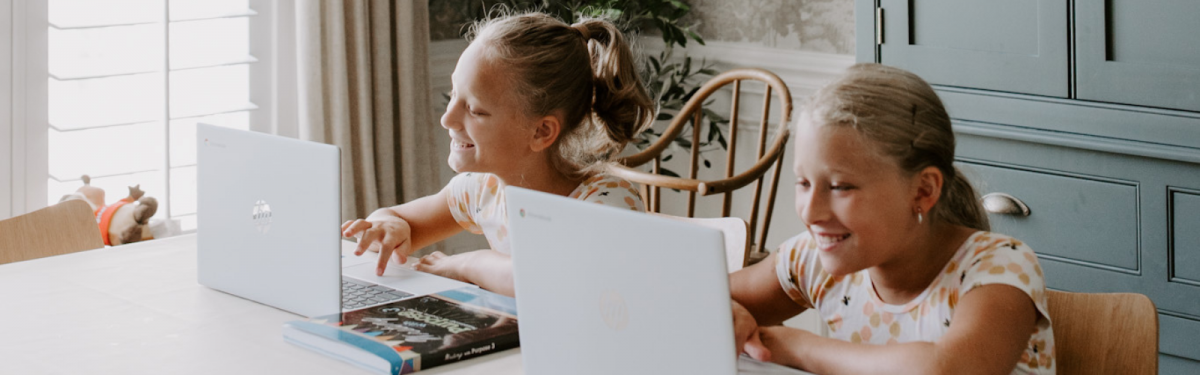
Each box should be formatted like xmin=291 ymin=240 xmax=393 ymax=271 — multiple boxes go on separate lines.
xmin=918 ymin=212 xmax=923 ymax=224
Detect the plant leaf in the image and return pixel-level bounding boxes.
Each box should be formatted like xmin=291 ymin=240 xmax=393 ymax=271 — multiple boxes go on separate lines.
xmin=689 ymin=29 xmax=705 ymax=45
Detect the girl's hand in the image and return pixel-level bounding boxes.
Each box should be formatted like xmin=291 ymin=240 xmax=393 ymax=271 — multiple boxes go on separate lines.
xmin=757 ymin=326 xmax=813 ymax=368
xmin=413 ymin=251 xmax=472 ymax=282
xmin=732 ymin=300 xmax=772 ymax=361
xmin=341 ymin=212 xmax=414 ymax=276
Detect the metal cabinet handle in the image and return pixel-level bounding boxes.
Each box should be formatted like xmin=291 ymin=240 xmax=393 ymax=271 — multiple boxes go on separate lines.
xmin=981 ymin=192 xmax=1031 ymax=217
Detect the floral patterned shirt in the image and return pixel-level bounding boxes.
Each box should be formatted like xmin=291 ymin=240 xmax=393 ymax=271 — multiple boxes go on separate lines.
xmin=445 ymin=172 xmax=645 ymax=254
xmin=775 ymin=231 xmax=1056 ymax=374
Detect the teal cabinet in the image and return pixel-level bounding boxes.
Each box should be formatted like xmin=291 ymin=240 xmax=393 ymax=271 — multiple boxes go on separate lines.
xmin=1076 ymin=0 xmax=1200 ymax=112
xmin=875 ymin=0 xmax=1068 ymax=97
xmin=858 ymin=0 xmax=1200 ymax=372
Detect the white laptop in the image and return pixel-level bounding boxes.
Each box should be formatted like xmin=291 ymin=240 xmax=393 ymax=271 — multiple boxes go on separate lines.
xmin=506 ymin=186 xmax=811 ymax=374
xmin=196 ymin=124 xmax=470 ymax=318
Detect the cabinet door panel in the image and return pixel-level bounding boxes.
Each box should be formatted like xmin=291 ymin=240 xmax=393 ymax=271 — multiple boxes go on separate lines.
xmin=1171 ymin=191 xmax=1200 ymax=285
xmin=878 ymin=0 xmax=1068 ymax=97
xmin=958 ymin=162 xmax=1140 ymax=272
xmin=1076 ymin=0 xmax=1200 ymax=112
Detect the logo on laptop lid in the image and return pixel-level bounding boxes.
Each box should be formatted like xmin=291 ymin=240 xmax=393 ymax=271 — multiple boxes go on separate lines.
xmin=599 ymin=290 xmax=628 ymax=331
xmin=252 ymin=199 xmax=272 ymax=234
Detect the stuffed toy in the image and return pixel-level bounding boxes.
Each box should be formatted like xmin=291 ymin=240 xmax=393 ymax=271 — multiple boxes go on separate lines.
xmin=58 ymin=175 xmax=159 ymax=246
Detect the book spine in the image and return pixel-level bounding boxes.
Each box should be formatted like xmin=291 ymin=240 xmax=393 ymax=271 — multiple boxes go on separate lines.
xmin=419 ymin=332 xmax=521 ymax=369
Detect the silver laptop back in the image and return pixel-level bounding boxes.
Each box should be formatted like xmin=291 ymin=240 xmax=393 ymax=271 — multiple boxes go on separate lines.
xmin=506 ymin=186 xmax=737 ymax=375
xmin=197 ymin=124 xmax=341 ymax=318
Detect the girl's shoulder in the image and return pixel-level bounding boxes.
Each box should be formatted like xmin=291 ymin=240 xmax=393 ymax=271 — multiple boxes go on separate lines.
xmin=448 ymin=172 xmax=501 ymax=188
xmin=773 ymin=232 xmax=828 ymax=309
xmin=955 ymin=231 xmax=1036 ymax=263
xmin=568 ymin=173 xmax=644 ymax=211
xmin=950 ymin=231 xmax=1046 ymax=298
xmin=446 ymin=172 xmax=503 ymax=207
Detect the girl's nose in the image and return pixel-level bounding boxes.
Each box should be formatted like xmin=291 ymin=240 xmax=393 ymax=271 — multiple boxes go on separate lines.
xmin=798 ymin=190 xmax=830 ymax=225
xmin=440 ymin=101 xmax=461 ymax=130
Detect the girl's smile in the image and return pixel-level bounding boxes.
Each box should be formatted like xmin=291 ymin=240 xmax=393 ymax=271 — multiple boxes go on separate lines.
xmin=450 ymin=138 xmax=476 ymax=151
xmin=812 ymin=231 xmax=851 ymax=252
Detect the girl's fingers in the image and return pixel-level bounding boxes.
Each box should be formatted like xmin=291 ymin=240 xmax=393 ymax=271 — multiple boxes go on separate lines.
xmin=342 ymin=219 xmax=371 ymax=238
xmin=375 ymin=242 xmax=394 ymax=276
xmin=355 ymin=228 xmax=382 ymax=255
xmin=744 ymin=332 xmax=772 ymax=362
xmin=392 ymin=239 xmax=410 ymax=265
xmin=340 ymin=220 xmax=353 ymax=232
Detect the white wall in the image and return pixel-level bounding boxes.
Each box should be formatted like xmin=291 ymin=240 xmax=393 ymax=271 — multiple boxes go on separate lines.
xmin=1 ymin=0 xmax=13 ymax=220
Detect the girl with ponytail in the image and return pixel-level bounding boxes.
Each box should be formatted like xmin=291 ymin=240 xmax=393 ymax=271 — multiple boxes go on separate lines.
xmin=342 ymin=12 xmax=653 ymax=297
xmin=729 ymin=64 xmax=1056 ymax=374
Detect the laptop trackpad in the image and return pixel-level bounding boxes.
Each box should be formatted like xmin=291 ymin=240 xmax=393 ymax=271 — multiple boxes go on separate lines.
xmin=341 ymin=262 xmax=473 ymax=296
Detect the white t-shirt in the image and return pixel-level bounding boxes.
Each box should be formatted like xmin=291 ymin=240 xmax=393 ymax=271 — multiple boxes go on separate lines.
xmin=445 ymin=172 xmax=645 ymax=254
xmin=775 ymin=231 xmax=1056 ymax=374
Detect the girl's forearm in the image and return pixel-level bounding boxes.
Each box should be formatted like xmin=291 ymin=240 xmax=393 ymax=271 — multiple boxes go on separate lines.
xmin=459 ymin=250 xmax=515 ymax=297
xmin=769 ymin=328 xmax=950 ymax=375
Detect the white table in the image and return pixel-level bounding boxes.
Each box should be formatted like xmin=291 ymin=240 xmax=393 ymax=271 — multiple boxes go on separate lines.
xmin=0 ymin=234 xmax=522 ymax=375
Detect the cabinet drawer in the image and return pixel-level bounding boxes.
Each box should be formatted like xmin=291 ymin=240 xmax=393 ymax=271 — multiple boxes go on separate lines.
xmin=958 ymin=162 xmax=1140 ymax=272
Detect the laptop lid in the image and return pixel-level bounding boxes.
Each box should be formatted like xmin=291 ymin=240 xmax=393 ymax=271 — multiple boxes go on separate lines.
xmin=197 ymin=124 xmax=341 ymax=318
xmin=506 ymin=186 xmax=738 ymax=375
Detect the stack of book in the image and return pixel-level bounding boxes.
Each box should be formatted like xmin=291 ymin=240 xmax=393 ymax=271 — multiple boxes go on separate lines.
xmin=283 ymin=287 xmax=519 ymax=374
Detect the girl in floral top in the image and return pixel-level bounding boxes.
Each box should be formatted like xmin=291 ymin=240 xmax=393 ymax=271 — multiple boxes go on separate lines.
xmin=341 ymin=12 xmax=650 ymax=297
xmin=730 ymin=64 xmax=1055 ymax=374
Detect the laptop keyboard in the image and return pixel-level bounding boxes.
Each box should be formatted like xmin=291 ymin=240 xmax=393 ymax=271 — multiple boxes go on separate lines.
xmin=341 ymin=277 xmax=413 ymax=310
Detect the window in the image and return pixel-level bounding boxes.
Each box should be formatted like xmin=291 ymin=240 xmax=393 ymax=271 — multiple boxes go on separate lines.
xmin=42 ymin=0 xmax=271 ymax=231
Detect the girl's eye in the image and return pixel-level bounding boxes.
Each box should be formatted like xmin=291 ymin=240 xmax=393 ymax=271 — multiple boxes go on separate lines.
xmin=831 ymin=184 xmax=855 ymax=191
xmin=796 ymin=180 xmax=811 ymax=188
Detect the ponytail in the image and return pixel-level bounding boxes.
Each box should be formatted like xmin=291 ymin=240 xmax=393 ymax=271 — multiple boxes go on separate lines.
xmin=573 ymin=19 xmax=654 ymax=148
xmin=936 ymin=167 xmax=989 ymax=231
xmin=468 ymin=12 xmax=654 ymax=179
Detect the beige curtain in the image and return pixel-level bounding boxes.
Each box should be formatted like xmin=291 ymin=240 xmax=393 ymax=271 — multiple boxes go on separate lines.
xmin=294 ymin=0 xmax=442 ymax=221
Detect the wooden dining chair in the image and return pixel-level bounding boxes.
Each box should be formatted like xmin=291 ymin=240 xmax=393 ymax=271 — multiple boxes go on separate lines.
xmin=0 ymin=200 xmax=104 ymax=264
xmin=650 ymin=213 xmax=749 ymax=273
xmin=611 ymin=68 xmax=792 ymax=268
xmin=1045 ymin=290 xmax=1159 ymax=374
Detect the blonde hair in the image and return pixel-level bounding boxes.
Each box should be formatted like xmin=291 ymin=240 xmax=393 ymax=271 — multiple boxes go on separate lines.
xmin=467 ymin=12 xmax=654 ymax=179
xmin=801 ymin=63 xmax=989 ymax=231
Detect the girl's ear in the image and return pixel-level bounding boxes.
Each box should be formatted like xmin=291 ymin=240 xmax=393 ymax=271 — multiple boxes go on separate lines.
xmin=529 ymin=114 xmax=562 ymax=152
xmin=913 ymin=166 xmax=944 ymax=214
